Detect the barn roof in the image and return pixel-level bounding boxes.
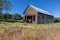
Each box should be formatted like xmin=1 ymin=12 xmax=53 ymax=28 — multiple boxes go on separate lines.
xmin=29 ymin=5 xmax=53 ymax=15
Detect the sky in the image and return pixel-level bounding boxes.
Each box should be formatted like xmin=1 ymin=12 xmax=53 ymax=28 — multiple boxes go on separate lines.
xmin=8 ymin=0 xmax=60 ymax=17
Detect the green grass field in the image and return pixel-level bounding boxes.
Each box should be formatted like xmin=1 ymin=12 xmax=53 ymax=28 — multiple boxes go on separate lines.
xmin=0 ymin=21 xmax=60 ymax=40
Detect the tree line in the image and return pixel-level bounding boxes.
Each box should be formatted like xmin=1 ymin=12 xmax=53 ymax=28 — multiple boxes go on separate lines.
xmin=0 ymin=13 xmax=23 ymax=21
xmin=0 ymin=0 xmax=23 ymax=22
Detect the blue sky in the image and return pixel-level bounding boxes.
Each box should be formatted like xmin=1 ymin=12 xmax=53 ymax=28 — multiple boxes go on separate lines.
xmin=8 ymin=0 xmax=60 ymax=17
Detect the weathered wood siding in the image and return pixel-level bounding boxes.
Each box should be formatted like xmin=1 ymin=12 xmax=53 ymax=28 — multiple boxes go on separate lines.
xmin=37 ymin=12 xmax=54 ymax=23
xmin=24 ymin=6 xmax=37 ymax=16
xmin=37 ymin=13 xmax=42 ymax=23
xmin=46 ymin=15 xmax=54 ymax=23
xmin=23 ymin=5 xmax=38 ymax=23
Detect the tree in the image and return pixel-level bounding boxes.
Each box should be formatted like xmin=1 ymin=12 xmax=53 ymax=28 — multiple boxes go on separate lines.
xmin=0 ymin=0 xmax=11 ymax=13
xmin=0 ymin=0 xmax=3 ymax=14
xmin=0 ymin=0 xmax=3 ymax=20
xmin=0 ymin=0 xmax=11 ymax=20
xmin=12 ymin=13 xmax=22 ymax=20
xmin=3 ymin=13 xmax=12 ymax=20
xmin=54 ymin=18 xmax=60 ymax=23
xmin=3 ymin=0 xmax=11 ymax=12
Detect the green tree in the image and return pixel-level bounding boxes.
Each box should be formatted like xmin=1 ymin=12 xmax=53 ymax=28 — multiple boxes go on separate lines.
xmin=3 ymin=13 xmax=12 ymax=20
xmin=12 ymin=13 xmax=22 ymax=20
xmin=54 ymin=18 xmax=60 ymax=23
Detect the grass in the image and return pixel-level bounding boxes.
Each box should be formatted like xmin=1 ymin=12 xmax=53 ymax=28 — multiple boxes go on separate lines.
xmin=0 ymin=21 xmax=60 ymax=40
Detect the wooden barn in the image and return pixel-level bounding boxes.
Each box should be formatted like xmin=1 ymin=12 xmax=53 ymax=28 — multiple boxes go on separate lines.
xmin=23 ymin=5 xmax=54 ymax=23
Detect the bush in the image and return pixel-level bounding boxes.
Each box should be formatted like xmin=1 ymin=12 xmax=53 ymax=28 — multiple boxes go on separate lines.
xmin=12 ymin=13 xmax=23 ymax=20
xmin=0 ymin=13 xmax=23 ymax=22
xmin=54 ymin=18 xmax=60 ymax=23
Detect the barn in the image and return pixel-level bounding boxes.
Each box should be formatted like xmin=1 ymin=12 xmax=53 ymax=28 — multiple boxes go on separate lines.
xmin=23 ymin=5 xmax=54 ymax=23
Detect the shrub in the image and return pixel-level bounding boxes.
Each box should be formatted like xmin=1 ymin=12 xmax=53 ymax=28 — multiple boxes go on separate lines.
xmin=54 ymin=18 xmax=60 ymax=23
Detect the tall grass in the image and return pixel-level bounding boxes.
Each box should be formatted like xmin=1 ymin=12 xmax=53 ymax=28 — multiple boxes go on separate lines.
xmin=0 ymin=22 xmax=60 ymax=40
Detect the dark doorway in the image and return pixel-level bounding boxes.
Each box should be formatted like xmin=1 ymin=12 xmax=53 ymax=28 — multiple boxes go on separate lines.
xmin=25 ymin=15 xmax=35 ymax=23
xmin=27 ymin=16 xmax=32 ymax=23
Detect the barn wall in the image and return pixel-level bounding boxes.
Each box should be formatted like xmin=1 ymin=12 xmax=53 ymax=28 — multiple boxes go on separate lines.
xmin=37 ymin=12 xmax=54 ymax=24
xmin=46 ymin=15 xmax=54 ymax=23
xmin=24 ymin=6 xmax=37 ymax=16
xmin=37 ymin=13 xmax=42 ymax=23
xmin=37 ymin=13 xmax=46 ymax=23
xmin=23 ymin=6 xmax=38 ymax=23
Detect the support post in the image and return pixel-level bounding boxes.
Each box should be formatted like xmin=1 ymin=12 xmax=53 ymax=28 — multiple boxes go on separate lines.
xmin=45 ymin=15 xmax=46 ymax=24
xmin=41 ymin=14 xmax=42 ymax=24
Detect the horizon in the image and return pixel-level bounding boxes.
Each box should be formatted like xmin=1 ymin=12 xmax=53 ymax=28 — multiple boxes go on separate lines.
xmin=3 ymin=0 xmax=60 ymax=17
